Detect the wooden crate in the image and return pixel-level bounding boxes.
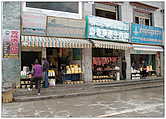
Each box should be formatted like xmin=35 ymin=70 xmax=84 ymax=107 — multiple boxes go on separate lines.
xmin=2 ymin=89 xmax=14 ymax=103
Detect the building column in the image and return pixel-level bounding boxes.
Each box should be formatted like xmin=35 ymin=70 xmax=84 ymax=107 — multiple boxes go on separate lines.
xmin=160 ymin=52 xmax=164 ymax=78
xmin=82 ymin=48 xmax=92 ymax=82
xmin=42 ymin=48 xmax=46 ymax=58
xmin=81 ymin=2 xmax=93 ymax=83
xmin=125 ymin=49 xmax=131 ymax=80
xmin=2 ymin=2 xmax=22 ymax=89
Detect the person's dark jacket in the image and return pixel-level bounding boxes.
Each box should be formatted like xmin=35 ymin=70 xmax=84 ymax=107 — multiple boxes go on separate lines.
xmin=43 ymin=60 xmax=49 ymax=72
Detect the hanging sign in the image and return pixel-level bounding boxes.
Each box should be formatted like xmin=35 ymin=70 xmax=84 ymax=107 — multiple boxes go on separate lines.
xmin=86 ymin=16 xmax=130 ymax=42
xmin=22 ymin=12 xmax=46 ymax=35
xmin=3 ymin=30 xmax=20 ymax=58
xmin=131 ymin=24 xmax=163 ymax=45
xmin=47 ymin=16 xmax=86 ymax=38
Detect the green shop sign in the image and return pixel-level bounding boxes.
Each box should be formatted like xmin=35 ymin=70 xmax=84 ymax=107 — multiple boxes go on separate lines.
xmin=86 ymin=16 xmax=130 ymax=42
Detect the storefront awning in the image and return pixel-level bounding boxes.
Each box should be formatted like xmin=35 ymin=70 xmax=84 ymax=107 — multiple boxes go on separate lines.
xmin=92 ymin=40 xmax=131 ymax=50
xmin=132 ymin=44 xmax=164 ymax=52
xmin=21 ymin=36 xmax=92 ymax=48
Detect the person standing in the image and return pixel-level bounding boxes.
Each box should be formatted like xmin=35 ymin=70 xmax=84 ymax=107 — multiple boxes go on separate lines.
xmin=30 ymin=59 xmax=42 ymax=95
xmin=42 ymin=58 xmax=49 ymax=88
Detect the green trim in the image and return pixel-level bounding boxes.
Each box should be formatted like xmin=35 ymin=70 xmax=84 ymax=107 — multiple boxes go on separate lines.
xmin=85 ymin=16 xmax=89 ymax=39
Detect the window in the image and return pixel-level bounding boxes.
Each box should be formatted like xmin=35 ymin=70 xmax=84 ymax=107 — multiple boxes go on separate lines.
xmin=134 ymin=10 xmax=153 ymax=26
xmin=95 ymin=3 xmax=119 ymax=20
xmin=135 ymin=17 xmax=139 ymax=24
xmin=145 ymin=18 xmax=150 ymax=25
xmin=26 ymin=2 xmax=79 ymax=13
xmin=96 ymin=9 xmax=117 ymax=20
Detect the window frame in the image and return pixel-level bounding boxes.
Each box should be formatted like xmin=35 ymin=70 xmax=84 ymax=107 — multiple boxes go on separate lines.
xmin=22 ymin=2 xmax=82 ymax=19
xmin=133 ymin=7 xmax=153 ymax=26
xmin=94 ymin=3 xmax=119 ymax=20
xmin=134 ymin=15 xmax=151 ymax=26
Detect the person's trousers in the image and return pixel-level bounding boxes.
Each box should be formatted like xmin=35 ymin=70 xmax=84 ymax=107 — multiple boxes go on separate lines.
xmin=30 ymin=77 xmax=41 ymax=93
xmin=44 ymin=71 xmax=49 ymax=88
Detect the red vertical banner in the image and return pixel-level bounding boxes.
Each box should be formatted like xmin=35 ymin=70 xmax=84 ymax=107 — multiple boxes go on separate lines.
xmin=3 ymin=30 xmax=20 ymax=58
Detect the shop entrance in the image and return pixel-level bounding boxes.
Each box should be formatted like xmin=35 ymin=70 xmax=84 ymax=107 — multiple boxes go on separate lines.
xmin=92 ymin=48 xmax=126 ymax=81
xmin=46 ymin=48 xmax=83 ymax=84
xmin=131 ymin=54 xmax=158 ymax=79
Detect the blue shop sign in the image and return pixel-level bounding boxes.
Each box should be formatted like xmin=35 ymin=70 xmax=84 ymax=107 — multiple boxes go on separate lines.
xmin=86 ymin=16 xmax=130 ymax=42
xmin=131 ymin=24 xmax=163 ymax=45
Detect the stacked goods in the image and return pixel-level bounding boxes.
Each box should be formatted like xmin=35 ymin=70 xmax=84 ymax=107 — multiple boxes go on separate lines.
xmin=48 ymin=70 xmax=55 ymax=77
xmin=20 ymin=71 xmax=27 ymax=79
xmin=20 ymin=66 xmax=31 ymax=79
xmin=146 ymin=65 xmax=153 ymax=71
xmin=66 ymin=64 xmax=82 ymax=74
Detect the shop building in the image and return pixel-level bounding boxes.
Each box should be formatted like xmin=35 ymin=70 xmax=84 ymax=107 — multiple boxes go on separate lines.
xmin=130 ymin=23 xmax=164 ymax=80
xmin=20 ymin=12 xmax=92 ymax=87
xmin=2 ymin=2 xmax=164 ymax=90
xmin=85 ymin=16 xmax=131 ymax=81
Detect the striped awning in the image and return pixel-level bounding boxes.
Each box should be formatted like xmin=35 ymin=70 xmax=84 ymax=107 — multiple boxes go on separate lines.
xmin=132 ymin=44 xmax=164 ymax=52
xmin=92 ymin=40 xmax=131 ymax=50
xmin=21 ymin=36 xmax=92 ymax=48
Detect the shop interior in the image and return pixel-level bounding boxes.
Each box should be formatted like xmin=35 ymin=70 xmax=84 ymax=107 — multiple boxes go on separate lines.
xmin=131 ymin=54 xmax=159 ymax=79
xmin=92 ymin=48 xmax=126 ymax=81
xmin=21 ymin=51 xmax=42 ymax=71
xmin=20 ymin=48 xmax=83 ymax=88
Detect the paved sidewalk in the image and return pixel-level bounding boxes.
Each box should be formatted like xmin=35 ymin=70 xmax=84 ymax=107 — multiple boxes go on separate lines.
xmin=13 ymin=78 xmax=164 ymax=102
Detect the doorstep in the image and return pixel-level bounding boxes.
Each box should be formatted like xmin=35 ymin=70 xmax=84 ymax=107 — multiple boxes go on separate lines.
xmin=13 ymin=78 xmax=164 ymax=102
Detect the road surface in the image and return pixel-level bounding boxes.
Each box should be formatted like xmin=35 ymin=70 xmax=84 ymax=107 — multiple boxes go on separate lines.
xmin=2 ymin=86 xmax=164 ymax=118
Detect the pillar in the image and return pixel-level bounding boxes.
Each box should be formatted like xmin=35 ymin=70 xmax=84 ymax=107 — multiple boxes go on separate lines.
xmin=2 ymin=2 xmax=22 ymax=89
xmin=160 ymin=52 xmax=164 ymax=77
xmin=125 ymin=49 xmax=131 ymax=80
xmin=81 ymin=2 xmax=93 ymax=82
xmin=82 ymin=48 xmax=92 ymax=82
xmin=42 ymin=48 xmax=46 ymax=58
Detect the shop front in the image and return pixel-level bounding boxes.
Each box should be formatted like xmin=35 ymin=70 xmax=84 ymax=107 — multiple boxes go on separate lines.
xmin=130 ymin=24 xmax=164 ymax=80
xmin=86 ymin=16 xmax=131 ymax=82
xmin=20 ymin=36 xmax=92 ymax=88
xmin=20 ymin=14 xmax=92 ymax=88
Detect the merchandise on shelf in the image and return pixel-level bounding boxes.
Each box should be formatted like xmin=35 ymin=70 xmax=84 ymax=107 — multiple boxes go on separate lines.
xmin=48 ymin=70 xmax=56 ymax=77
xmin=20 ymin=66 xmax=31 ymax=79
xmin=92 ymin=57 xmax=120 ymax=80
xmin=66 ymin=64 xmax=82 ymax=74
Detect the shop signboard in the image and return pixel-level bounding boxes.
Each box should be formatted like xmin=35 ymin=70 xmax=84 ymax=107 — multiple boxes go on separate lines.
xmin=47 ymin=16 xmax=86 ymax=38
xmin=86 ymin=16 xmax=130 ymax=42
xmin=22 ymin=12 xmax=46 ymax=35
xmin=3 ymin=30 xmax=20 ymax=58
xmin=131 ymin=24 xmax=163 ymax=45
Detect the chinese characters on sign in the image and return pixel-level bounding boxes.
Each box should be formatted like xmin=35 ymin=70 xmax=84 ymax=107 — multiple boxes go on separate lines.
xmin=3 ymin=30 xmax=20 ymax=58
xmin=131 ymin=24 xmax=163 ymax=45
xmin=86 ymin=16 xmax=130 ymax=42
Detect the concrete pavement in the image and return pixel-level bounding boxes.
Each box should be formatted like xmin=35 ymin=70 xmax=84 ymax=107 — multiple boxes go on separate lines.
xmin=2 ymin=86 xmax=164 ymax=118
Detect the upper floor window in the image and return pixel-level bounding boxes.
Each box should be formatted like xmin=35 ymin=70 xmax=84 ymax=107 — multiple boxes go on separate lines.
xmin=130 ymin=2 xmax=159 ymax=26
xmin=26 ymin=2 xmax=79 ymax=13
xmin=134 ymin=9 xmax=153 ymax=26
xmin=95 ymin=2 xmax=120 ymax=20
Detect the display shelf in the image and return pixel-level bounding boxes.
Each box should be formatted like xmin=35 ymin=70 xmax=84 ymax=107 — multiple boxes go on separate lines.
xmin=131 ymin=72 xmax=141 ymax=80
xmin=94 ymin=70 xmax=120 ymax=72
xmin=93 ymin=76 xmax=114 ymax=79
xmin=64 ymin=72 xmax=83 ymax=75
